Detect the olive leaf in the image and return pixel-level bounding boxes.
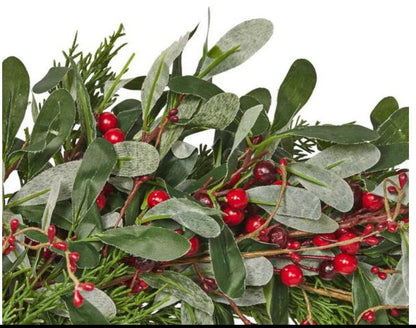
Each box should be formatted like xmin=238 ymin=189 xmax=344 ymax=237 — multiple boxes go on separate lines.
xmin=370 ymin=96 xmax=399 ymax=130
xmin=32 ymin=67 xmax=70 ymax=94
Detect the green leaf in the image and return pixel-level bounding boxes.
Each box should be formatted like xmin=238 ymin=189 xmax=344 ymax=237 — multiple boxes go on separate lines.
xmin=183 ymin=164 xmax=227 ymax=194
xmin=142 ymin=33 xmax=189 ymax=125
xmin=112 ymin=141 xmax=159 ymax=177
xmin=123 ymin=75 xmax=146 ymax=90
xmin=352 ymin=268 xmax=389 ymax=325
xmin=273 ymin=213 xmax=339 ymax=233
xmin=231 ymin=105 xmax=263 ymax=154
xmin=75 ymin=202 xmax=103 ymax=239
xmin=96 ymin=226 xmax=190 ymax=261
xmin=142 ymin=270 xmax=214 ymax=315
xmin=63 ymin=295 xmax=110 ymax=325
xmin=81 ymin=288 xmax=117 ymax=319
xmin=245 ymin=88 xmax=272 ymax=112
xmin=306 ymin=144 xmax=381 ymax=178
xmin=213 ymin=287 xmax=265 ymax=307
xmin=289 ymin=162 xmax=354 ymax=212
xmin=26 ymin=89 xmax=76 ymax=177
xmin=112 ymin=99 xmax=142 ymax=137
xmin=209 ymin=225 xmax=246 ymax=298
xmin=181 ymin=302 xmax=214 ymax=325
xmin=168 ymin=75 xmax=223 ymax=100
xmin=32 ymin=67 xmax=70 ymax=94
xmin=199 ymin=19 xmax=273 ymax=79
xmin=271 ymin=59 xmax=316 ymax=133
xmin=370 ymin=96 xmax=399 ymax=129
xmin=8 ymin=161 xmax=81 ymax=207
xmin=264 ymin=275 xmax=289 ymax=325
xmin=171 ymin=140 xmax=196 ymax=159
xmin=68 ymin=241 xmax=101 ymax=268
xmin=172 ymin=212 xmax=221 ymax=238
xmin=70 ymin=59 xmax=96 ymax=145
xmin=247 ymin=185 xmax=321 ymax=220
xmin=213 ymin=303 xmax=234 ymax=325
xmin=244 ymin=257 xmax=273 ymax=286
xmin=2 ymin=56 xmax=30 ymax=156
xmin=72 ymin=138 xmax=117 ymax=223
xmin=374 ymin=107 xmax=409 ymax=145
xmin=368 ymin=142 xmax=408 ymax=172
xmin=40 ymin=178 xmax=61 ymax=230
xmin=280 ymin=124 xmax=379 ymax=144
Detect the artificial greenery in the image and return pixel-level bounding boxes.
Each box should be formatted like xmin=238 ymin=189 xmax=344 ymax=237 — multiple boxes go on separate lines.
xmin=2 ymin=17 xmax=409 ymax=325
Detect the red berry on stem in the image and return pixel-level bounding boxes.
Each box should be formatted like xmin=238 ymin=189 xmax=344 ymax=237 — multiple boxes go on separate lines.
xmin=250 ymin=134 xmax=263 ymax=145
xmin=168 ymin=108 xmax=178 ymax=116
xmin=363 ymin=310 xmax=375 ymax=323
xmin=387 ymin=186 xmax=397 ymax=194
xmin=289 ymin=252 xmax=301 ymax=263
xmin=376 ymin=221 xmax=388 ymax=232
xmin=70 ymin=262 xmax=77 ymax=272
xmin=103 ymin=183 xmax=115 ymax=195
xmin=79 ymin=282 xmax=95 ymax=292
xmin=390 ymin=309 xmax=400 ymax=317
xmin=287 ymin=240 xmax=301 ymax=250
xmin=222 ymin=207 xmax=245 ymax=226
xmin=280 ymin=264 xmax=303 ymax=287
xmin=364 ymin=236 xmax=379 ymax=246
xmin=387 ymin=221 xmax=398 ymax=233
xmin=378 ymin=272 xmax=387 ymax=280
xmin=278 ymin=158 xmax=287 ymax=166
xmin=96 ymin=193 xmax=107 ymax=211
xmin=104 ymin=128 xmax=125 ymax=144
xmin=8 ymin=235 xmax=16 ymax=245
xmin=253 ymin=160 xmax=276 ymax=185
xmin=9 ymin=244 xmax=16 ymax=252
xmin=313 ymin=234 xmax=335 ymax=247
xmin=174 ymin=229 xmax=184 ymax=235
xmin=333 ymin=253 xmax=358 ymax=274
xmin=226 ymin=188 xmax=248 ymax=210
xmin=10 ymin=219 xmax=20 ymax=233
xmin=338 ymin=233 xmax=360 ymax=255
xmin=362 ymin=192 xmax=384 ymax=211
xmin=69 ymin=252 xmax=80 ymax=262
xmin=147 ymin=190 xmax=169 ymax=208
xmin=194 ymin=193 xmax=214 ymax=208
xmin=273 ymin=180 xmax=291 ymax=186
xmin=52 ymin=241 xmax=68 ymax=251
xmin=371 ymin=266 xmax=379 ymax=274
xmin=186 ymin=236 xmax=200 ymax=257
xmin=300 ymin=319 xmax=318 ymax=325
xmin=245 ymin=216 xmax=266 ymax=233
xmin=47 ymin=225 xmax=56 ymax=243
xmin=269 ymin=226 xmax=288 ymax=248
xmin=398 ymin=172 xmax=407 ymax=189
xmin=350 ymin=184 xmax=363 ymax=210
xmin=362 ymin=224 xmax=374 ymax=235
xmin=97 ymin=112 xmax=118 ymax=133
xmin=318 ymin=260 xmax=338 ymax=281
xmin=335 ymin=228 xmax=351 ymax=238
xmin=73 ymin=289 xmax=84 ymax=307
xmin=169 ymin=115 xmax=179 ymax=123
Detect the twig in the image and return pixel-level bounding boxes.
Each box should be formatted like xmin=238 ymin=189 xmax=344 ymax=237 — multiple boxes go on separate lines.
xmin=298 ymin=284 xmax=352 ymax=303
xmin=214 ymin=290 xmax=254 ymax=325
xmin=354 ymin=305 xmax=409 ymax=324
xmin=114 ymin=178 xmax=144 ymax=228
xmin=302 ymin=289 xmax=313 ymax=322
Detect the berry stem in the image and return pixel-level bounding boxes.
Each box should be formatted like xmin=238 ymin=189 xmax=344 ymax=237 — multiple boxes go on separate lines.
xmin=301 ymin=289 xmax=314 ymax=323
xmin=298 ymin=284 xmax=352 ymax=303
xmin=213 ymin=290 xmax=254 ymax=325
xmin=383 ymin=178 xmax=405 ymax=222
xmin=354 ymin=305 xmax=409 ymax=325
xmin=67 ymin=135 xmax=85 ymax=162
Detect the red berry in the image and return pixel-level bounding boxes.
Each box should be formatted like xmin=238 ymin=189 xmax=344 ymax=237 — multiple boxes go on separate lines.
xmin=362 ymin=224 xmax=374 ymax=235
xmin=362 ymin=192 xmax=384 ymax=211
xmin=253 ymin=160 xmax=276 ymax=185
xmin=273 ymin=180 xmax=291 ymax=186
xmin=245 ymin=216 xmax=266 ymax=233
xmin=174 ymin=229 xmax=184 ymax=235
xmin=318 ymin=260 xmax=337 ymax=281
xmin=73 ymin=289 xmax=84 ymax=307
xmin=390 ymin=309 xmax=400 ymax=317
xmin=279 ymin=158 xmax=287 ymax=166
xmin=387 ymin=186 xmax=397 ymax=194
xmin=8 ymin=235 xmax=16 ymax=245
xmin=104 ymin=128 xmax=125 ymax=144
xmin=69 ymin=252 xmax=80 ymax=262
xmin=387 ymin=221 xmax=398 ymax=233
xmin=378 ymin=272 xmax=387 ymax=280
xmin=287 ymin=240 xmax=301 ymax=250
xmin=42 ymin=248 xmax=52 ymax=259
xmin=280 ymin=264 xmax=303 ymax=287
xmin=371 ymin=266 xmax=379 ymax=274
xmin=338 ymin=233 xmax=360 ymax=255
xmin=138 ymin=279 xmax=149 ymax=289
xmin=168 ymin=108 xmax=178 ymax=116
xmin=269 ymin=226 xmax=288 ymax=248
xmin=333 ymin=253 xmax=358 ymax=274
xmin=10 ymin=219 xmax=20 ymax=233
xmin=226 ymin=188 xmax=248 ymax=210
xmin=147 ymin=190 xmax=169 ymax=208
xmin=376 ymin=221 xmax=388 ymax=232
xmin=79 ymin=282 xmax=95 ymax=292
xmin=289 ymin=252 xmax=301 ymax=263
xmin=96 ymin=193 xmax=107 ymax=211
xmin=363 ymin=310 xmax=375 ymax=323
xmin=313 ymin=234 xmax=335 ymax=247
xmin=398 ymin=172 xmax=407 ymax=189
xmin=300 ymin=319 xmax=318 ymax=325
xmin=194 ymin=193 xmax=214 ymax=208
xmin=47 ymin=225 xmax=56 ymax=244
xmin=350 ymin=184 xmax=363 ymax=210
xmin=186 ymin=236 xmax=200 ymax=257
xmin=169 ymin=115 xmax=179 ymax=122
xmin=335 ymin=228 xmax=351 ymax=239
xmin=3 ymin=247 xmax=11 ymax=255
xmin=9 ymin=244 xmax=16 ymax=252
xmin=70 ymin=262 xmax=77 ymax=272
xmin=222 ymin=207 xmax=245 ymax=226
xmin=102 ymin=183 xmax=115 ymax=195
xmin=364 ymin=236 xmax=379 ymax=246
xmin=250 ymin=135 xmax=263 ymax=145
xmin=97 ymin=112 xmax=118 ymax=133
xmin=403 ymin=217 xmax=409 ymax=223
xmin=52 ymin=241 xmax=68 ymax=251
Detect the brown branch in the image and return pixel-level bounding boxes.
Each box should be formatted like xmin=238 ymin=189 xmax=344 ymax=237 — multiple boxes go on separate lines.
xmin=114 ymin=178 xmax=144 ymax=228
xmin=298 ymin=284 xmax=352 ymax=303
xmin=214 ymin=290 xmax=254 ymax=325
xmin=354 ymin=305 xmax=409 ymax=325
xmin=302 ymin=289 xmax=314 ymax=322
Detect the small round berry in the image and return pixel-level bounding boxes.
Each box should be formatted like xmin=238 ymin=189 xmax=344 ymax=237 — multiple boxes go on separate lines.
xmin=147 ymin=190 xmax=169 ymax=208
xmin=363 ymin=310 xmax=375 ymax=323
xmin=69 ymin=252 xmax=80 ymax=263
xmin=338 ymin=233 xmax=360 ymax=255
xmin=362 ymin=224 xmax=374 ymax=235
xmin=371 ymin=266 xmax=380 ymax=274
xmin=186 ymin=236 xmax=200 ymax=257
xmin=47 ymin=225 xmax=56 ymax=244
xmin=280 ymin=264 xmax=303 ymax=287
xmin=378 ymin=272 xmax=387 ymax=280
xmin=226 ymin=188 xmax=248 ymax=210
xmin=403 ymin=217 xmax=409 ymax=223
xmin=204 ymin=278 xmax=217 ymax=289
xmin=289 ymin=252 xmax=301 ymax=263
xmin=70 ymin=262 xmax=77 ymax=272
xmin=253 ymin=160 xmax=276 ymax=185
xmin=168 ymin=108 xmax=178 ymax=116
xmin=376 ymin=221 xmax=388 ymax=232
xmin=313 ymin=234 xmax=335 ymax=247
xmin=104 ymin=128 xmax=125 ymax=144
xmin=222 ymin=207 xmax=245 ymax=226
xmin=245 ymin=216 xmax=266 ymax=233
xmin=300 ymin=319 xmax=318 ymax=325
xmin=287 ymin=240 xmax=301 ymax=250
xmin=362 ymin=192 xmax=384 ymax=211
xmin=52 ymin=241 xmax=68 ymax=251
xmin=387 ymin=186 xmax=397 ymax=194
xmin=73 ymin=289 xmax=84 ymax=307
xmin=389 ymin=309 xmax=400 ymax=317
xmin=169 ymin=115 xmax=179 ymax=123
xmin=42 ymin=248 xmax=53 ymax=259
xmin=269 ymin=226 xmax=288 ymax=248
xmin=9 ymin=244 xmax=16 ymax=252
xmin=3 ymin=247 xmax=11 ymax=255
xmin=250 ymin=135 xmax=263 ymax=145
xmin=364 ymin=236 xmax=379 ymax=246
xmin=194 ymin=193 xmax=214 ymax=208
xmin=96 ymin=193 xmax=107 ymax=211
xmin=333 ymin=253 xmax=358 ymax=274
xmin=335 ymin=228 xmax=351 ymax=239
xmin=8 ymin=235 xmax=16 ymax=245
xmin=174 ymin=229 xmax=184 ymax=235
xmin=278 ymin=158 xmax=287 ymax=166
xmin=79 ymin=282 xmax=95 ymax=292
xmin=202 ymin=281 xmax=212 ymax=293
xmin=258 ymin=228 xmax=270 ymax=242
xmin=102 ymin=183 xmax=115 ymax=195
xmin=138 ymin=279 xmax=149 ymax=289
xmin=97 ymin=112 xmax=118 ymax=133
xmin=387 ymin=221 xmax=398 ymax=233
xmin=398 ymin=172 xmax=407 ymax=189
xmin=318 ymin=260 xmax=337 ymax=281
xmin=350 ymin=183 xmax=363 ymax=210
xmin=10 ymin=219 xmax=20 ymax=233
xmin=273 ymin=180 xmax=291 ymax=186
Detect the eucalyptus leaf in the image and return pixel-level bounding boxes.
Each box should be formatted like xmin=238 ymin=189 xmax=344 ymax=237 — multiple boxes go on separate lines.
xmin=264 ymin=275 xmax=289 ymax=324
xmin=374 ymin=107 xmax=408 ymax=145
xmin=171 ymin=212 xmax=221 ymax=238
xmin=370 ymin=96 xmax=399 ymax=130
xmin=2 ymin=56 xmax=30 ymax=155
xmin=245 ymin=88 xmax=272 ymax=112
xmin=368 ymin=142 xmax=408 ymax=172
xmin=113 ymin=141 xmax=159 ymax=177
xmin=96 ymin=226 xmax=190 ymax=261
xmin=273 ymin=213 xmax=339 ymax=233
xmin=288 ymin=162 xmax=354 ymax=212
xmin=171 ymin=140 xmax=197 ymax=159
xmin=231 ymin=105 xmax=263 ymax=154
xmin=40 ymin=178 xmax=61 ymax=230
xmin=181 ymin=302 xmax=214 ymax=325
xmin=33 ymin=67 xmax=70 ymax=94
xmin=63 ymin=295 xmax=110 ymax=325
xmin=244 ymin=257 xmax=274 ymax=286
xmin=306 ymin=143 xmax=381 ymax=178
xmin=168 ymin=75 xmax=223 ymax=100
xmin=81 ymin=288 xmax=116 ymax=319
xmin=213 ymin=287 xmax=265 ymax=307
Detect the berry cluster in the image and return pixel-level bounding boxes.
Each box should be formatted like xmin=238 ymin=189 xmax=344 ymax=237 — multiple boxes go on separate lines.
xmin=97 ymin=112 xmax=125 ymax=144
xmin=3 ymin=219 xmax=20 ymax=255
xmin=167 ymin=107 xmax=179 ymax=123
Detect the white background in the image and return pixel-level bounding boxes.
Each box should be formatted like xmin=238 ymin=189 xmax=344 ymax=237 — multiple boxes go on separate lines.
xmin=1 ymin=0 xmax=415 ymax=324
